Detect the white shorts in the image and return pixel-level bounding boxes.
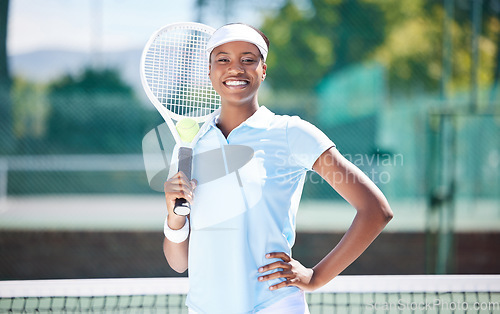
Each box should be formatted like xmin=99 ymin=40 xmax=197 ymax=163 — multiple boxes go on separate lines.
xmin=188 ymin=290 xmax=310 ymax=314
xmin=257 ymin=290 xmax=310 ymax=314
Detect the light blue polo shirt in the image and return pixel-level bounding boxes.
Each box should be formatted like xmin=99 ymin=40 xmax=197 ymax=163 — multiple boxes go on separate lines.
xmin=186 ymin=106 xmax=334 ymax=313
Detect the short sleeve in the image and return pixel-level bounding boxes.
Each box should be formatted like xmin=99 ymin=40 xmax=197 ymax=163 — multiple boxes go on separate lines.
xmin=286 ymin=116 xmax=335 ymax=170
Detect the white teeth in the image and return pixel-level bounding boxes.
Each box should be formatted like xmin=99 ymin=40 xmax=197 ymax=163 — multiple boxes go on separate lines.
xmin=225 ymin=80 xmax=247 ymax=86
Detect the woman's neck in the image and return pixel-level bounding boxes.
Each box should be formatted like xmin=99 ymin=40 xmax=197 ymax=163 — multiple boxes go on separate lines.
xmin=217 ymin=101 xmax=259 ymax=138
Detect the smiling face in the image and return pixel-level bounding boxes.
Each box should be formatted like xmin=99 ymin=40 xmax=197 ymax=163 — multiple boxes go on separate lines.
xmin=208 ymin=41 xmax=267 ymax=107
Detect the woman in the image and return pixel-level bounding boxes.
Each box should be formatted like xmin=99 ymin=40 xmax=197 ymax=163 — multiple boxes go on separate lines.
xmin=162 ymin=23 xmax=393 ymax=313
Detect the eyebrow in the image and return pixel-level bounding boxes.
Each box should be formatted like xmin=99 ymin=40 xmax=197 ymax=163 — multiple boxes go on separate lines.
xmin=215 ymin=51 xmax=259 ymax=57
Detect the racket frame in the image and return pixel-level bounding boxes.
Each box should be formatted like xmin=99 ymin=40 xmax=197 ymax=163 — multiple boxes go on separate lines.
xmin=140 ymin=22 xmax=220 ymax=216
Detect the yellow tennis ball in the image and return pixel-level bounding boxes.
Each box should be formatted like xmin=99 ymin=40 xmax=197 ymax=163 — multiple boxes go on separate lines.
xmin=176 ymin=118 xmax=200 ymax=143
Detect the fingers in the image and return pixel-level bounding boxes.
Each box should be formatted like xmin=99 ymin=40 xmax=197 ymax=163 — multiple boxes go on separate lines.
xmin=258 ymin=270 xmax=292 ymax=281
xmin=164 ymin=172 xmax=195 ymax=199
xmin=190 ymin=179 xmax=198 ymax=190
xmin=164 ymin=172 xmax=197 ymax=213
xmin=258 ymin=252 xmax=293 ymax=289
xmin=258 ymin=252 xmax=291 ymax=274
xmin=258 ymin=252 xmax=314 ymax=291
xmin=258 ymin=264 xmax=296 ymax=291
xmin=258 ymin=260 xmax=291 ymax=274
xmin=268 ymin=278 xmax=296 ymax=291
xmin=265 ymin=252 xmax=291 ymax=262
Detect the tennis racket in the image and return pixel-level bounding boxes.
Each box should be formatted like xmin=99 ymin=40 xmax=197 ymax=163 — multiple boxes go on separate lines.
xmin=140 ymin=22 xmax=221 ymax=216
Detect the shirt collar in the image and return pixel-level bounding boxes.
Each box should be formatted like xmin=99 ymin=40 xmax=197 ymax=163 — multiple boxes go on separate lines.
xmin=210 ymin=106 xmax=274 ymax=130
xmin=242 ymin=106 xmax=274 ymax=129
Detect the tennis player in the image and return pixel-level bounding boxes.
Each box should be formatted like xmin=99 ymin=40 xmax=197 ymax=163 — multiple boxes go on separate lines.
xmin=162 ymin=23 xmax=393 ymax=313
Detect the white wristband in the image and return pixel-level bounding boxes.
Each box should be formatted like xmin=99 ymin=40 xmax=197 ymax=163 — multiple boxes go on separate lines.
xmin=164 ymin=216 xmax=189 ymax=243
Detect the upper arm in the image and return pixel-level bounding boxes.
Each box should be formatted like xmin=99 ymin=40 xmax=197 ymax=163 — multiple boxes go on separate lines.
xmin=312 ymin=147 xmax=393 ymax=218
xmin=286 ymin=116 xmax=334 ymax=170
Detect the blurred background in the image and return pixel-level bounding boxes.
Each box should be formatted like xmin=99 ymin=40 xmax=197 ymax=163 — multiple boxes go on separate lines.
xmin=0 ymin=0 xmax=499 ymax=280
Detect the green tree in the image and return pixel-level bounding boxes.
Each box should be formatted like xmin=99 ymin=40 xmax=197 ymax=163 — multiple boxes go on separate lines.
xmin=45 ymin=68 xmax=156 ymax=154
xmin=260 ymin=0 xmax=385 ymax=92
xmin=10 ymin=78 xmax=50 ymax=154
xmin=0 ymin=0 xmax=13 ymax=154
xmin=260 ymin=0 xmax=500 ymax=100
xmin=368 ymin=0 xmax=500 ymax=97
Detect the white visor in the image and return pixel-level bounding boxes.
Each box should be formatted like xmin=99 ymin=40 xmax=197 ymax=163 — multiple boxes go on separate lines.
xmin=206 ymin=24 xmax=268 ymax=62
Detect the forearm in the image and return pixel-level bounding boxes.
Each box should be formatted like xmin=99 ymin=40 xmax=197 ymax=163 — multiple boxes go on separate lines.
xmin=163 ymin=237 xmax=189 ymax=273
xmin=162 ymin=215 xmax=189 ymax=273
xmin=161 ymin=172 xmax=197 ymax=273
xmin=310 ymin=147 xmax=393 ymax=289
xmin=311 ymin=207 xmax=391 ymax=288
xmin=258 ymin=206 xmax=391 ymax=292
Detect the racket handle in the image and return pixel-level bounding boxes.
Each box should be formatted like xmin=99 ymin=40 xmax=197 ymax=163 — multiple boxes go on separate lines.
xmin=174 ymin=147 xmax=193 ymax=216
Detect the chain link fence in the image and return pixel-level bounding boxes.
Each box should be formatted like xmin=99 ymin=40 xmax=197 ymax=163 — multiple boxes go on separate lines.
xmin=1 ymin=0 xmax=499 ymax=213
xmin=0 ymin=0 xmax=499 ymax=280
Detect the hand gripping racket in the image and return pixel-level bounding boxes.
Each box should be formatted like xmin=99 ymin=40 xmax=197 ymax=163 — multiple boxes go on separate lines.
xmin=140 ymin=22 xmax=221 ymax=216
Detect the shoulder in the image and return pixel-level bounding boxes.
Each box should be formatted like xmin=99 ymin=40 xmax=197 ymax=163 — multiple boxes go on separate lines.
xmin=262 ymin=107 xmax=308 ymax=131
xmin=260 ymin=108 xmax=329 ymax=144
xmin=272 ymin=111 xmax=334 ymax=169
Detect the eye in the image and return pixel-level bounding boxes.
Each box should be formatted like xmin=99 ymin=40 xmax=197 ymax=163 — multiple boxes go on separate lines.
xmin=242 ymin=58 xmax=256 ymax=63
xmin=216 ymin=57 xmax=230 ymax=63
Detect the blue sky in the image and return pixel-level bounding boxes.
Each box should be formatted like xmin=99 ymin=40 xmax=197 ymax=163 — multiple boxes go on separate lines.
xmin=7 ymin=0 xmax=199 ymax=55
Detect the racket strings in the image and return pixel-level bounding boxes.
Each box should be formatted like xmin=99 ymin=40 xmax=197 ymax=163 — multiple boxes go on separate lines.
xmin=144 ymin=27 xmax=220 ymax=120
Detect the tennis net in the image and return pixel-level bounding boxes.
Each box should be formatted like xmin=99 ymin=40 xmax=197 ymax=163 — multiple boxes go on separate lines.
xmin=0 ymin=275 xmax=499 ymax=313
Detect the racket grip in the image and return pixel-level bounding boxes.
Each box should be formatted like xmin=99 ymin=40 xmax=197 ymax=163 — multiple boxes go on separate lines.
xmin=178 ymin=147 xmax=193 ymax=179
xmin=174 ymin=147 xmax=193 ymax=216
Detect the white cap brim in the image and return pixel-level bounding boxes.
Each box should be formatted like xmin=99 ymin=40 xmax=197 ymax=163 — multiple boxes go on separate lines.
xmin=206 ymin=24 xmax=268 ymax=61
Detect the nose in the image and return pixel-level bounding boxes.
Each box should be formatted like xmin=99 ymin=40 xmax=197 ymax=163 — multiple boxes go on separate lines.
xmin=227 ymin=62 xmax=244 ymax=75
